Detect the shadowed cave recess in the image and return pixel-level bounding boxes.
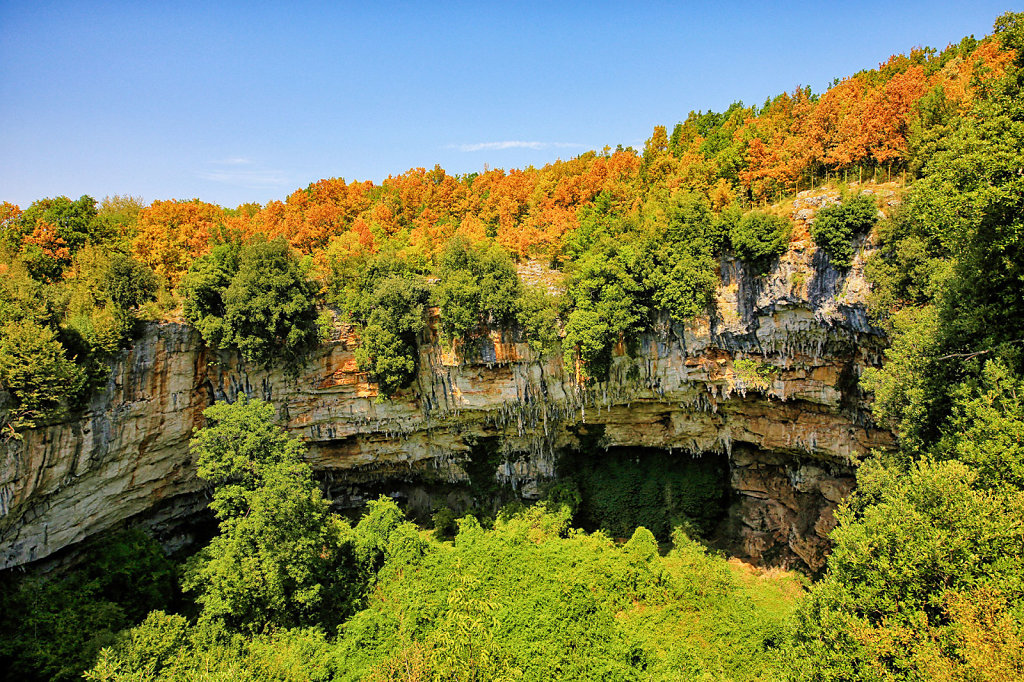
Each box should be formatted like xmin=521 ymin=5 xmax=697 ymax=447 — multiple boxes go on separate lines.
xmin=314 ymin=429 xmax=856 ymax=576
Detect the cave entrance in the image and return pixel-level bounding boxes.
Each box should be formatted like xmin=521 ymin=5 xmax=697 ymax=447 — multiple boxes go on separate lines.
xmin=557 ymin=446 xmax=731 ymax=543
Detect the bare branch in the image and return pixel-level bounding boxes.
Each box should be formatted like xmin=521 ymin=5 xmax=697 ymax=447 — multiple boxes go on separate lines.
xmin=934 ymin=338 xmax=1024 ymax=361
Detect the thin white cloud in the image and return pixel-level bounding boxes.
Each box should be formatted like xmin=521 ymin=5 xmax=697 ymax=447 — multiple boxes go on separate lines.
xmin=451 ymin=141 xmax=585 ymax=152
xmin=196 ymin=159 xmax=290 ymax=188
xmin=214 ymin=157 xmax=254 ymax=165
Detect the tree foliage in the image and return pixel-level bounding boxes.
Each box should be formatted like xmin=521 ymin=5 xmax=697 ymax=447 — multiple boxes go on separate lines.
xmin=9 ymin=14 xmax=1024 ymax=682
xmin=346 ymin=252 xmax=430 ymax=397
xmin=0 ymin=530 xmax=177 ymax=682
xmin=730 ymin=210 xmax=792 ymax=270
xmin=0 ymin=319 xmax=85 ymax=429
xmin=433 ymin=237 xmax=521 ymax=344
xmin=793 ymin=14 xmax=1024 ymax=678
xmin=181 ymin=238 xmax=320 ymax=369
xmin=786 ymin=458 xmax=1024 ymax=681
xmin=516 ymin=284 xmax=562 ymax=356
xmin=809 ymin=194 xmax=878 ymax=268
xmin=89 ymin=505 xmax=802 ymax=682
xmin=184 ymin=398 xmax=360 ymax=633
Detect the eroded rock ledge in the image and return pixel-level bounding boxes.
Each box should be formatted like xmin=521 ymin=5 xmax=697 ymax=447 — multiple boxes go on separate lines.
xmin=1 ymin=238 xmax=893 ymax=573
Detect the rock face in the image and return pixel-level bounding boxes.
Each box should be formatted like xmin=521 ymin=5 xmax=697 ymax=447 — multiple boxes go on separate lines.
xmin=0 ymin=227 xmax=892 ymax=573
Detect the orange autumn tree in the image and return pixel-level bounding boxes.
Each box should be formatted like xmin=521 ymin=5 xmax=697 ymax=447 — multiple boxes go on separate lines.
xmin=738 ymin=87 xmax=819 ymax=199
xmin=0 ymin=201 xmax=21 ymax=232
xmin=254 ymin=177 xmax=373 ymax=254
xmin=20 ymin=221 xmax=72 ymax=280
xmin=863 ymin=64 xmax=929 ymax=168
xmin=513 ymin=150 xmax=641 ymax=258
xmin=133 ymin=199 xmax=225 ymax=285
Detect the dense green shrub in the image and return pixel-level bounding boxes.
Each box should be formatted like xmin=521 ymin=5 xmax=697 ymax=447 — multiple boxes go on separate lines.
xmin=810 ymin=194 xmax=878 ymax=268
xmin=730 ymin=210 xmax=792 ymax=270
xmin=86 ymin=615 xmax=338 ymax=682
xmin=181 ymin=238 xmax=321 ymax=369
xmin=431 ymin=506 xmax=459 ymax=539
xmin=335 ymin=506 xmax=798 ymax=681
xmin=433 ymin=237 xmax=521 ymax=343
xmin=0 ymin=319 xmax=85 ymax=429
xmin=0 ymin=530 xmax=177 ymax=682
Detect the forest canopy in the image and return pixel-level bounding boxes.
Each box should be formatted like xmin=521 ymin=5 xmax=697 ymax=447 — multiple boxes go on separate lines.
xmin=0 ymin=21 xmax=1013 ymax=406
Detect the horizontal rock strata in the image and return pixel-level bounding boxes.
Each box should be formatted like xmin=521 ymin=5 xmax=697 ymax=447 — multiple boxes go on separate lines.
xmin=1 ymin=236 xmax=892 ymax=572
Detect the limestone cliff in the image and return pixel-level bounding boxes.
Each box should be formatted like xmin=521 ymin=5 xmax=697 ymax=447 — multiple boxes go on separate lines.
xmin=0 ymin=192 xmax=895 ymax=573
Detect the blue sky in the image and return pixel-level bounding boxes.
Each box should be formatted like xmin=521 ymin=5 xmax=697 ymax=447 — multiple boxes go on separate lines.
xmin=0 ymin=1 xmax=1017 ymax=208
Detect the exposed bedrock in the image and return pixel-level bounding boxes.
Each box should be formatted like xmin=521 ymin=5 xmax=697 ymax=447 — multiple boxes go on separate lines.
xmin=0 ymin=239 xmax=892 ymax=572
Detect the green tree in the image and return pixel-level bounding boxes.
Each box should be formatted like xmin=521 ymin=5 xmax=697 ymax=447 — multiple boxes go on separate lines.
xmin=180 ymin=243 xmax=241 ymax=349
xmin=862 ymin=11 xmax=1024 ymax=450
xmin=18 ymin=195 xmax=100 ymax=254
xmin=94 ymin=195 xmax=145 ymax=248
xmin=0 ymin=319 xmax=85 ymax=429
xmin=730 ymin=210 xmax=792 ymax=271
xmin=100 ymin=253 xmax=157 ymax=344
xmin=355 ymin=320 xmax=419 ymax=397
xmin=15 ymin=196 xmax=101 ymax=282
xmin=353 ymin=273 xmax=430 ymax=397
xmin=184 ymin=397 xmax=359 ymax=633
xmin=433 ymin=237 xmax=521 ymax=344
xmin=810 ymin=195 xmax=878 ymax=268
xmin=104 ymin=254 xmax=157 ymax=314
xmin=0 ymin=262 xmax=60 ymax=329
xmin=562 ymin=240 xmax=647 ymax=381
xmin=639 ymin=190 xmax=720 ymax=322
xmin=223 ymin=238 xmax=321 ymax=367
xmin=937 ymin=360 xmax=1024 ymax=490
xmin=516 ymin=285 xmax=561 ymax=356
xmin=180 ymin=239 xmax=320 ymax=369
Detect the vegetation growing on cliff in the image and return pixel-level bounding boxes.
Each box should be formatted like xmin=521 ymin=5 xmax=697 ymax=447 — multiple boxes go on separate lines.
xmin=809 ymin=194 xmax=879 ymax=268
xmin=2 ymin=11 xmax=1024 ymax=681
xmin=3 ymin=9 xmax=1015 ymax=410
xmin=785 ymin=12 xmax=1024 ymax=679
xmin=182 ymin=238 xmax=321 ymax=369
